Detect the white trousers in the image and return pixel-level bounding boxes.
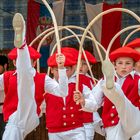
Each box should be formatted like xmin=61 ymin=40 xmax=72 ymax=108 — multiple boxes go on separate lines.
xmin=48 ymin=127 xmax=86 ymax=140
xmin=93 ymin=112 xmax=105 ymax=136
xmin=103 ymin=83 xmax=140 ymax=140
xmin=84 ymin=123 xmax=95 ymax=140
xmin=132 ymin=131 xmax=140 ymax=140
xmin=105 ymin=122 xmax=127 ymax=140
xmin=3 ymin=45 xmax=39 ymax=140
xmin=84 ymin=120 xmax=105 ymax=140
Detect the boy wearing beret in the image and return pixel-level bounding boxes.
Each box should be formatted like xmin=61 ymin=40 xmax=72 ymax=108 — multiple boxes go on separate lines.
xmin=44 ymin=47 xmax=101 ymax=140
xmin=74 ymin=47 xmax=140 ymax=140
xmin=118 ymin=39 xmax=140 ymax=140
xmin=80 ymin=50 xmax=105 ymax=139
xmin=2 ymin=13 xmax=68 ymax=140
xmin=44 ymin=47 xmax=85 ymax=140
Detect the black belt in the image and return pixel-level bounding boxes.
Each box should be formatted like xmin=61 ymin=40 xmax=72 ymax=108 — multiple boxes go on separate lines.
xmin=0 ymin=103 xmax=3 ymax=106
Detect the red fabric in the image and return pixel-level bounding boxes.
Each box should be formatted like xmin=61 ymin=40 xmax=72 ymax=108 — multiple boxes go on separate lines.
xmin=125 ymin=38 xmax=140 ymax=49
xmin=79 ymin=74 xmax=94 ymax=123
xmin=61 ymin=47 xmax=79 ymax=61
xmin=45 ymin=81 xmax=84 ymax=132
xmin=26 ymin=0 xmax=54 ymax=48
xmin=101 ymin=2 xmax=122 ymax=52
xmin=102 ymin=74 xmax=140 ymax=128
xmin=109 ymin=47 xmax=140 ymax=62
xmin=47 ymin=54 xmax=57 ymax=67
xmin=26 ymin=0 xmax=40 ymax=47
xmin=47 ymin=47 xmax=78 ymax=67
xmin=3 ymin=71 xmax=17 ymax=122
xmin=47 ymin=52 xmax=77 ymax=67
xmin=44 ymin=74 xmax=94 ymax=132
xmin=8 ymin=46 xmax=41 ymax=60
xmin=81 ymin=50 xmax=96 ymax=64
xmin=3 ymin=71 xmax=45 ymax=122
xmin=102 ymin=98 xmax=119 ymax=128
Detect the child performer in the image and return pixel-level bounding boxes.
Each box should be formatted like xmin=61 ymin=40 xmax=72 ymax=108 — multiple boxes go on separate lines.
xmin=74 ymin=47 xmax=140 ymax=140
xmin=44 ymin=47 xmax=100 ymax=140
xmin=2 ymin=13 xmax=68 ymax=140
xmin=45 ymin=47 xmax=85 ymax=140
xmin=80 ymin=50 xmax=105 ymax=139
xmin=102 ymin=46 xmax=140 ymax=140
xmin=120 ymin=38 xmax=140 ymax=140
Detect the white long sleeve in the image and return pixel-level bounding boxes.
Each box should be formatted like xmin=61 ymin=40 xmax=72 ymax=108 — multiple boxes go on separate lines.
xmin=82 ymin=80 xmax=104 ymax=112
xmin=44 ymin=69 xmax=68 ymax=97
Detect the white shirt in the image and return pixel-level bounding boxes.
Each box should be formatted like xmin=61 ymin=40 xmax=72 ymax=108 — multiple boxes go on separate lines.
xmin=44 ymin=68 xmax=68 ymax=97
xmin=0 ymin=68 xmax=68 ymax=115
xmin=82 ymin=70 xmax=140 ymax=112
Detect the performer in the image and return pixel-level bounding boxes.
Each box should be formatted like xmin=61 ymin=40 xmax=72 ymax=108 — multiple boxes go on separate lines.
xmin=2 ymin=13 xmax=68 ymax=140
xmin=44 ymin=47 xmax=101 ymax=140
xmin=121 ymin=38 xmax=140 ymax=140
xmin=2 ymin=13 xmax=39 ymax=140
xmin=74 ymin=47 xmax=140 ymax=140
xmin=45 ymin=47 xmax=85 ymax=140
xmin=0 ymin=55 xmax=8 ymax=140
xmin=80 ymin=50 xmax=105 ymax=139
xmin=102 ymin=54 xmax=140 ymax=140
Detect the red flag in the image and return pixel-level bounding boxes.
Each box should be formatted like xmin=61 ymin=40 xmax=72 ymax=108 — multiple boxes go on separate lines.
xmin=26 ymin=0 xmax=65 ymax=50
xmin=102 ymin=2 xmax=122 ymax=51
xmin=26 ymin=0 xmax=64 ymax=68
xmin=85 ymin=2 xmax=122 ymax=60
xmin=26 ymin=0 xmax=54 ymax=49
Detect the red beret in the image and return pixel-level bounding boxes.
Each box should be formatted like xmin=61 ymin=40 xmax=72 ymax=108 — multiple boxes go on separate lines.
xmin=109 ymin=47 xmax=140 ymax=62
xmin=61 ymin=47 xmax=79 ymax=61
xmin=8 ymin=46 xmax=41 ymax=60
xmin=125 ymin=38 xmax=140 ymax=49
xmin=54 ymin=47 xmax=78 ymax=59
xmin=81 ymin=50 xmax=96 ymax=64
xmin=47 ymin=51 xmax=77 ymax=67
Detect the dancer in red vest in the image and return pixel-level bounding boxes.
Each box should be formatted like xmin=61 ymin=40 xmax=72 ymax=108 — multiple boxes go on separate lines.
xmin=44 ymin=47 xmax=98 ymax=140
xmin=74 ymin=47 xmax=140 ymax=140
xmin=80 ymin=50 xmax=105 ymax=139
xmin=2 ymin=13 xmax=40 ymax=140
xmin=1 ymin=13 xmax=68 ymax=140
xmin=102 ymin=46 xmax=140 ymax=140
xmin=121 ymin=38 xmax=140 ymax=140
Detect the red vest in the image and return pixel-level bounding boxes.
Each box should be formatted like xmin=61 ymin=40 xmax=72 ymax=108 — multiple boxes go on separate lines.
xmin=79 ymin=74 xmax=94 ymax=124
xmin=102 ymin=74 xmax=140 ymax=128
xmin=3 ymin=71 xmax=45 ymax=122
xmin=45 ymin=74 xmax=90 ymax=133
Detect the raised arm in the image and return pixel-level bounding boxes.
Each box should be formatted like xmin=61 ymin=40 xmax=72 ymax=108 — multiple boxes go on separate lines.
xmin=44 ymin=53 xmax=68 ymax=97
